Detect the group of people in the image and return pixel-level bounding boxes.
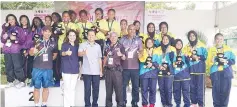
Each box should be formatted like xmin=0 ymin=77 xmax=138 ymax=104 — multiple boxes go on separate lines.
xmin=1 ymin=7 xmax=235 ymax=107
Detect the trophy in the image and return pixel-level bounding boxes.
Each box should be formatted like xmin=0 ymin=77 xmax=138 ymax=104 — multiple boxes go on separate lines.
xmin=175 ymin=56 xmax=184 ymax=68
xmin=82 ymin=28 xmax=89 ymax=40
xmin=91 ymin=21 xmax=100 ymax=33
xmin=144 ymin=56 xmax=152 ymax=68
xmin=139 ymin=36 xmax=143 ymax=40
xmin=10 ymin=32 xmax=18 ymax=43
xmin=33 ymin=36 xmax=45 ymax=59
xmin=54 ymin=24 xmax=64 ymax=35
xmin=190 ymin=50 xmax=199 ymax=61
xmin=216 ymin=53 xmax=227 ymax=66
xmin=159 ymin=62 xmax=170 ymax=75
xmin=33 ymin=34 xmax=43 ymax=52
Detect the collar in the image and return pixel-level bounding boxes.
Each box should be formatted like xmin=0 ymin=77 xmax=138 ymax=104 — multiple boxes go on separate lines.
xmin=86 ymin=40 xmax=96 ymax=45
xmin=107 ymin=19 xmax=114 ymax=22
xmin=74 ymin=19 xmax=79 ymax=23
xmin=81 ymin=20 xmax=88 ymax=23
xmin=125 ymin=35 xmax=136 ymax=40
xmin=110 ymin=41 xmax=118 ymax=47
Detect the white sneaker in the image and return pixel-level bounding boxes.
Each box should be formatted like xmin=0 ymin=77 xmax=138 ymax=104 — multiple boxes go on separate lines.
xmin=25 ymin=79 xmax=31 ymax=86
xmin=13 ymin=79 xmax=20 ymax=86
xmin=191 ymin=104 xmax=198 ymax=107
xmin=15 ymin=82 xmax=26 ymax=88
xmin=127 ymin=85 xmax=132 ymax=92
xmin=6 ymin=82 xmax=14 ymax=88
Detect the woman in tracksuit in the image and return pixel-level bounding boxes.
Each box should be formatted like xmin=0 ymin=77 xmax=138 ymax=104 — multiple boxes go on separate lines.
xmin=139 ymin=38 xmax=159 ymax=107
xmin=142 ymin=23 xmax=160 ymax=47
xmin=173 ymin=39 xmax=191 ymax=107
xmin=1 ymin=14 xmax=26 ymax=88
xmin=19 ymin=15 xmax=33 ymax=85
xmin=183 ymin=30 xmax=207 ymax=107
xmin=207 ymin=33 xmax=235 ymax=107
xmin=51 ymin=12 xmax=63 ymax=85
xmin=156 ymin=35 xmax=176 ymax=107
xmin=27 ymin=17 xmax=45 ymax=85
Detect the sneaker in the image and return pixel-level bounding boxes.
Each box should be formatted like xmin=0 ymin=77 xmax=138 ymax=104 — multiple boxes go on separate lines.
xmin=13 ymin=79 xmax=20 ymax=86
xmin=191 ymin=104 xmax=198 ymax=107
xmin=15 ymin=82 xmax=26 ymax=88
xmin=6 ymin=82 xmax=14 ymax=88
xmin=25 ymin=78 xmax=31 ymax=85
xmin=41 ymin=105 xmax=47 ymax=107
xmin=127 ymin=85 xmax=132 ymax=92
xmin=132 ymin=102 xmax=138 ymax=107
xmin=149 ymin=104 xmax=155 ymax=107
xmin=80 ymin=76 xmax=84 ymax=80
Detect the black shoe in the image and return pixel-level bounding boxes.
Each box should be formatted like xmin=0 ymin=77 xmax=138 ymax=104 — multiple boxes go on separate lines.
xmin=123 ymin=102 xmax=126 ymax=107
xmin=132 ymin=102 xmax=138 ymax=107
xmin=80 ymin=76 xmax=83 ymax=80
xmin=100 ymin=75 xmax=105 ymax=80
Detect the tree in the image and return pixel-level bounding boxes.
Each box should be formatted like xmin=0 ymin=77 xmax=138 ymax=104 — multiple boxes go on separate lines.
xmin=1 ymin=2 xmax=54 ymax=10
xmin=145 ymin=2 xmax=177 ymax=10
xmin=184 ymin=2 xmax=196 ymax=10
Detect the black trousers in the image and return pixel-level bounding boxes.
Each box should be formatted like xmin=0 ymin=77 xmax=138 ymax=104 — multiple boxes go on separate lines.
xmin=25 ymin=56 xmax=34 ymax=79
xmin=105 ymin=70 xmax=123 ymax=107
xmin=123 ymin=69 xmax=140 ymax=104
xmin=53 ymin=51 xmax=62 ymax=81
xmin=4 ymin=53 xmax=25 ymax=82
xmin=83 ymin=74 xmax=100 ymax=107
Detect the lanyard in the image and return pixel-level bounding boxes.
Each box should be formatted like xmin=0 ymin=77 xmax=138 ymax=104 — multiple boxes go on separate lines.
xmin=189 ymin=44 xmax=197 ymax=54
xmin=216 ymin=46 xmax=224 ymax=53
xmin=23 ymin=28 xmax=29 ymax=35
xmin=177 ymin=50 xmax=183 ymax=56
xmin=44 ymin=40 xmax=50 ymax=53
xmin=64 ymin=22 xmax=69 ymax=33
xmin=107 ymin=42 xmax=118 ymax=57
xmin=146 ymin=48 xmax=153 ymax=57
xmin=162 ymin=46 xmax=170 ymax=62
xmin=82 ymin=22 xmax=87 ymax=32
xmin=108 ymin=20 xmax=114 ymax=31
xmin=125 ymin=37 xmax=137 ymax=52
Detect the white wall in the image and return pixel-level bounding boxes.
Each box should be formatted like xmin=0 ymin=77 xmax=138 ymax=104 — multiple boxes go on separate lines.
xmin=144 ymin=10 xmax=216 ymax=47
xmin=218 ymin=3 xmax=237 ymax=29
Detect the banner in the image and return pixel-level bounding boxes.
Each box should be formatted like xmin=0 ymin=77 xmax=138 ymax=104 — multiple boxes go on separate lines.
xmin=55 ymin=1 xmax=145 ymax=32
xmin=33 ymin=8 xmax=55 ymax=20
xmin=144 ymin=9 xmax=167 ymax=34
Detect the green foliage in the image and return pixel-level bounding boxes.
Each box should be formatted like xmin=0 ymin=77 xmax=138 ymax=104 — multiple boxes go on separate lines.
xmin=184 ymin=2 xmax=196 ymax=10
xmin=196 ymin=30 xmax=208 ymax=45
xmin=145 ymin=2 xmax=177 ymax=10
xmin=1 ymin=2 xmax=54 ymax=10
xmin=1 ymin=54 xmax=5 ymax=75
